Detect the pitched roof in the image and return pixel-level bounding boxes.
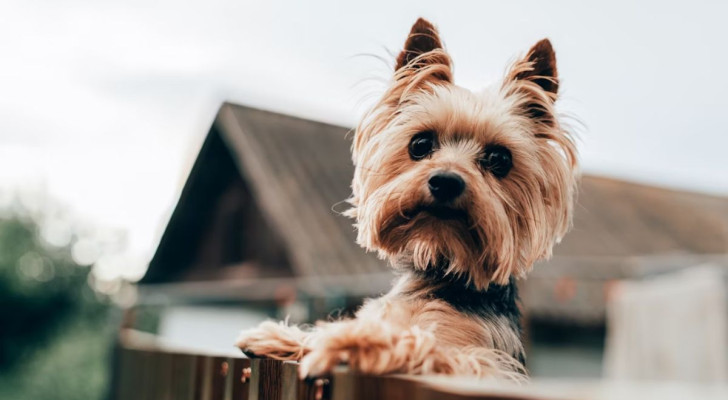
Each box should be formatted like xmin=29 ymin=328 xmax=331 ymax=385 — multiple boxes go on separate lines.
xmin=142 ymin=104 xmax=388 ymax=293
xmin=214 ymin=104 xmax=387 ymax=281
xmin=556 ymin=176 xmax=728 ymax=257
xmin=143 ymin=103 xmax=728 ymax=302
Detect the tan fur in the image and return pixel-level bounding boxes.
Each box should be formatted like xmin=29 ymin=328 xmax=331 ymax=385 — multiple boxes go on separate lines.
xmin=237 ymin=275 xmax=526 ymax=381
xmin=237 ymin=17 xmax=578 ymax=381
xmin=349 ymin=51 xmax=577 ymax=289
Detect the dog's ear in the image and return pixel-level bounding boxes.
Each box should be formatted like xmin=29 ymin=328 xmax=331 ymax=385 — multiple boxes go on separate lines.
xmin=395 ymin=18 xmax=451 ymax=81
xmin=511 ymin=39 xmax=558 ymax=96
xmin=505 ymin=39 xmax=559 ymax=123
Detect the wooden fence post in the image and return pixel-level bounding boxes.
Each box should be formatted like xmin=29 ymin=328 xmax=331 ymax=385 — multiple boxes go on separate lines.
xmin=231 ymin=357 xmax=251 ymax=400
xmin=281 ymin=361 xmax=330 ymax=400
xmin=248 ymin=358 xmax=284 ymax=400
xmin=330 ymin=371 xmax=417 ymax=400
xmin=170 ymin=353 xmax=197 ymax=400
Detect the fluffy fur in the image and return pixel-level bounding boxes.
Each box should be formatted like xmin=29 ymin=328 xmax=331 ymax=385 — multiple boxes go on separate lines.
xmin=237 ymin=17 xmax=578 ymax=381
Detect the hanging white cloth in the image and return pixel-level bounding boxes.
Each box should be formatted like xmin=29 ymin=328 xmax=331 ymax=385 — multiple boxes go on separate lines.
xmin=604 ymin=265 xmax=727 ymax=383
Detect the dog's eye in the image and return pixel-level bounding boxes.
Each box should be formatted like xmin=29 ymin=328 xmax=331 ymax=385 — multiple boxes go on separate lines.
xmin=408 ymin=131 xmax=436 ymax=160
xmin=481 ymin=145 xmax=513 ymax=178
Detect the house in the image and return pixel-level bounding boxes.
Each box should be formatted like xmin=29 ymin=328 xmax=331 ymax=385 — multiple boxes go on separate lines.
xmin=134 ymin=102 xmax=728 ymax=374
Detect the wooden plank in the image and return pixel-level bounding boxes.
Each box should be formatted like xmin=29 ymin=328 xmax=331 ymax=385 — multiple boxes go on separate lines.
xmin=343 ymin=374 xmax=418 ymax=400
xmin=195 ymin=356 xmax=214 ymax=400
xmin=131 ymin=349 xmax=146 ymax=400
xmin=171 ymin=353 xmax=198 ymax=400
xmin=330 ymin=369 xmax=353 ymax=400
xmin=364 ymin=375 xmax=418 ymax=400
xmin=148 ymin=349 xmax=165 ymax=400
xmin=231 ymin=357 xmax=251 ymax=400
xmin=281 ymin=362 xmax=330 ymax=400
xmin=114 ymin=346 xmax=132 ymax=400
xmin=248 ymin=358 xmax=284 ymax=400
xmin=137 ymin=349 xmax=153 ymax=400
xmin=209 ymin=356 xmax=231 ymax=400
xmin=330 ymin=372 xmax=538 ymax=400
xmin=156 ymin=352 xmax=174 ymax=400
xmin=281 ymin=362 xmax=299 ymax=400
xmin=418 ymin=388 xmax=537 ymax=400
xmin=417 ymin=383 xmax=549 ymax=400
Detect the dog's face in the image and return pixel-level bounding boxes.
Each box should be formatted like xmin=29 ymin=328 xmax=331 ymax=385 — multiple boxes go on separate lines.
xmin=347 ymin=19 xmax=578 ymax=289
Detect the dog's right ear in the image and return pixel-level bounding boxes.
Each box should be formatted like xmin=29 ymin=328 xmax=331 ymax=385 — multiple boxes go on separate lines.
xmin=395 ymin=18 xmax=451 ymax=81
xmin=512 ymin=39 xmax=559 ymax=96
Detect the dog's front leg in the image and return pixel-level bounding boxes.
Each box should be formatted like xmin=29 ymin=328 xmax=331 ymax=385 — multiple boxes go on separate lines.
xmin=298 ymin=320 xmax=528 ymax=381
xmin=298 ymin=318 xmax=439 ymax=378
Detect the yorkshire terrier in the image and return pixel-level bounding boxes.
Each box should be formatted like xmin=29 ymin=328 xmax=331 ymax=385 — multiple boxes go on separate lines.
xmin=236 ymin=18 xmax=578 ymax=381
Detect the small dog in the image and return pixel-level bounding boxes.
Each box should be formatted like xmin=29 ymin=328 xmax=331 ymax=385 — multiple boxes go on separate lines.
xmin=236 ymin=18 xmax=578 ymax=381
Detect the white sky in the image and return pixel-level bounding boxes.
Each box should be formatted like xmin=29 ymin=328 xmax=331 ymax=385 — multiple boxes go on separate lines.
xmin=1 ymin=1 xmax=726 ymax=282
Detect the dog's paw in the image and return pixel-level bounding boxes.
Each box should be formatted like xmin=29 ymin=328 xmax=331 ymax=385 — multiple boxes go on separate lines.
xmin=298 ymin=348 xmax=341 ymax=378
xmin=298 ymin=339 xmax=408 ymax=378
xmin=235 ymin=320 xmax=309 ymax=361
xmin=239 ymin=348 xmax=263 ymax=359
xmin=297 ymin=323 xmax=433 ymax=378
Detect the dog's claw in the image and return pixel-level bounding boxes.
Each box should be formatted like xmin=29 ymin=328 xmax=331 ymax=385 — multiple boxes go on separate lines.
xmin=240 ymin=348 xmax=263 ymax=359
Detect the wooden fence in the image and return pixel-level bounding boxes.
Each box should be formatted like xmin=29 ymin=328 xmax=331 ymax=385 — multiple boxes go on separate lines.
xmin=111 ymin=330 xmax=542 ymax=400
xmin=111 ymin=331 xmax=728 ymax=400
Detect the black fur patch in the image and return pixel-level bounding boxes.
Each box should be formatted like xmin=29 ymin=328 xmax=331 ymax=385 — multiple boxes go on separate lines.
xmin=408 ymin=268 xmax=525 ymax=365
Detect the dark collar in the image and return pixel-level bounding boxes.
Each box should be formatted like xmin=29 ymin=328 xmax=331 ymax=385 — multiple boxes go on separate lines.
xmin=408 ymin=266 xmax=522 ymax=321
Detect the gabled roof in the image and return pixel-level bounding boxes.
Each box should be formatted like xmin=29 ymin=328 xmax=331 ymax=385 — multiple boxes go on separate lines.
xmin=142 ymin=104 xmax=387 ymax=292
xmin=143 ymin=103 xmax=728 ymax=299
xmin=214 ymin=104 xmax=387 ymax=281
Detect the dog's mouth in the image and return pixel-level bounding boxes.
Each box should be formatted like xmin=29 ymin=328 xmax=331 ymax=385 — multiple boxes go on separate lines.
xmin=377 ymin=202 xmax=483 ymax=260
xmin=378 ymin=203 xmax=476 ymax=246
xmin=407 ymin=204 xmax=469 ymax=222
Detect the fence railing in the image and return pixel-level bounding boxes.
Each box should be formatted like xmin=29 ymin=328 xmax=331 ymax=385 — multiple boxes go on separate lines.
xmin=111 ymin=330 xmax=728 ymax=400
xmin=111 ymin=329 xmax=543 ymax=400
xmin=112 ymin=345 xmax=512 ymax=400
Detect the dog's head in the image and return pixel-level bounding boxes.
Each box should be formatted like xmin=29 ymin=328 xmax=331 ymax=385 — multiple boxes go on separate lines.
xmin=346 ymin=18 xmax=578 ymax=289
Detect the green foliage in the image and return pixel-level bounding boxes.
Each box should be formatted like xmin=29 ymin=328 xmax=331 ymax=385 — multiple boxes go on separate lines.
xmin=0 ymin=315 xmax=114 ymax=400
xmin=0 ymin=213 xmax=112 ymax=399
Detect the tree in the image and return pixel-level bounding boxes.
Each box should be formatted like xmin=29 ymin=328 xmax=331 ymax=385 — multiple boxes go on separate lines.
xmin=0 ymin=212 xmax=111 ymax=400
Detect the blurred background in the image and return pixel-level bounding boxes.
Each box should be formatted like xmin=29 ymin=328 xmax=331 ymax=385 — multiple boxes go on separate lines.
xmin=1 ymin=1 xmax=727 ymax=399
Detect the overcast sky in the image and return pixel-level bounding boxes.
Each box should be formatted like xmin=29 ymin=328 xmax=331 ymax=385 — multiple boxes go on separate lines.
xmin=1 ymin=1 xmax=726 ymax=282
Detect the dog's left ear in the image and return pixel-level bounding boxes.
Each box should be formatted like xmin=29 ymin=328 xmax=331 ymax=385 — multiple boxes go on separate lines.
xmin=510 ymin=39 xmax=558 ymax=97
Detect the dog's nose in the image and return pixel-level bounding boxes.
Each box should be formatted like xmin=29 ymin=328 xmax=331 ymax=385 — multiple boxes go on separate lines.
xmin=428 ymin=172 xmax=465 ymax=202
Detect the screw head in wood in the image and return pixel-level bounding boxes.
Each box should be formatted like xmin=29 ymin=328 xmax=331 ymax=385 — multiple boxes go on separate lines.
xmin=314 ymin=378 xmax=329 ymax=400
xmin=241 ymin=367 xmax=252 ymax=383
